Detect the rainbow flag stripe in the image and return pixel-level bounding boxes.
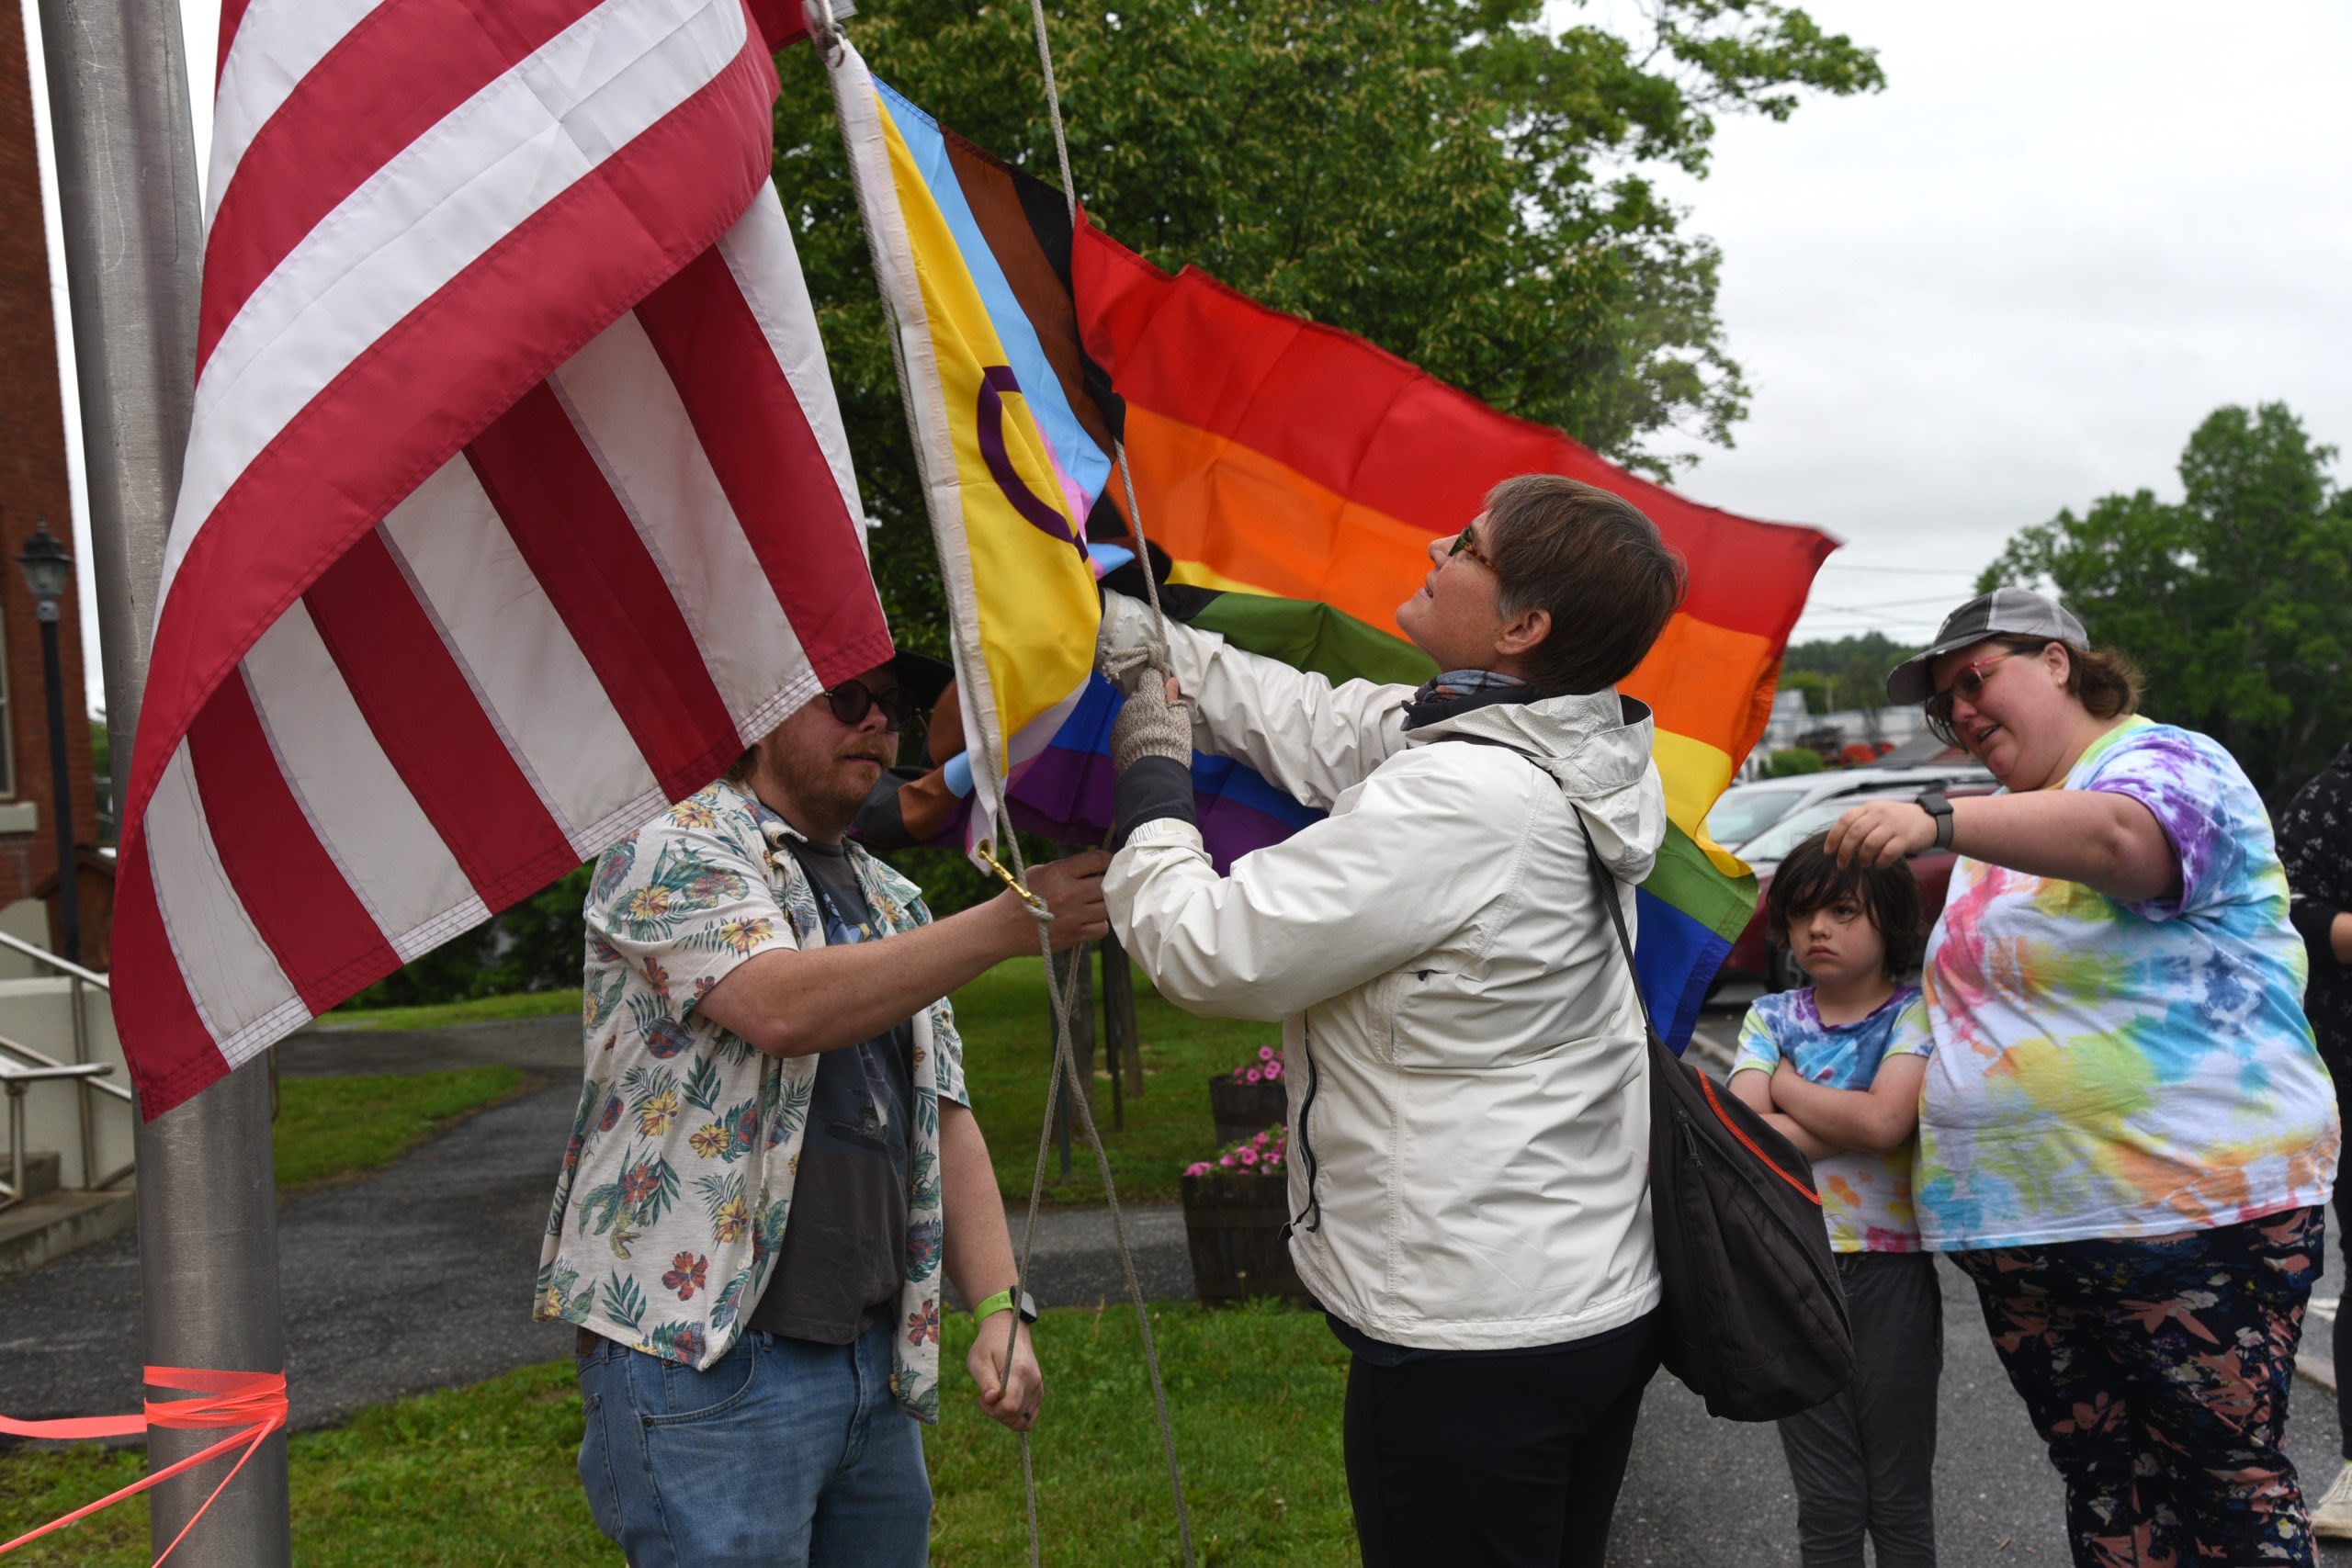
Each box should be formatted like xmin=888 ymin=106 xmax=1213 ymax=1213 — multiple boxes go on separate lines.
xmin=842 ymin=75 xmax=1837 ymax=1049
xmin=1071 ymin=235 xmax=1838 ymax=878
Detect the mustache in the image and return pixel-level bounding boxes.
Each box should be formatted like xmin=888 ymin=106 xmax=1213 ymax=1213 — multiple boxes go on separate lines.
xmin=838 ymin=740 xmax=896 ymax=765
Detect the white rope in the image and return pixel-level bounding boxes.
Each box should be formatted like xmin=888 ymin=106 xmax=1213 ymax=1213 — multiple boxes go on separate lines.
xmin=1021 ymin=0 xmax=1173 ymax=672
xmin=1012 ymin=14 xmax=1196 ymax=1559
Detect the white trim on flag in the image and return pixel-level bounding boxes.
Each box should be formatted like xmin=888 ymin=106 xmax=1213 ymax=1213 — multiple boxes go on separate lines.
xmin=550 ymin=310 xmax=812 ymax=743
xmin=716 ymin=190 xmax=866 ymax=537
xmin=379 ymin=457 xmax=666 ymax=859
xmin=163 ymin=0 xmax=750 ymax=602
xmin=204 ymin=0 xmax=390 ymax=231
xmin=143 ymin=743 xmax=300 ymax=1058
xmin=239 ymin=599 xmax=488 ymax=957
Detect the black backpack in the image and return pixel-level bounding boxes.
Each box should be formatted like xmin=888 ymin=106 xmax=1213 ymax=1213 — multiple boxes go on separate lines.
xmin=1577 ymin=818 xmax=1854 ymax=1422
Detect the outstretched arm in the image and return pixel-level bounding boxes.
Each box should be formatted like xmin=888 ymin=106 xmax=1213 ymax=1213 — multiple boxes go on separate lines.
xmin=1768 ymin=1054 xmax=1928 ymax=1155
xmin=1098 ymin=590 xmax=1412 ymax=809
xmin=1828 ymin=791 xmax=2178 ymax=905
xmin=1728 ymin=1068 xmax=1843 ymax=1161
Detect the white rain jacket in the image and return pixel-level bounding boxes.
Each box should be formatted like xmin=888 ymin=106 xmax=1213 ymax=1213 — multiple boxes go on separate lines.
xmin=1101 ymin=592 xmax=1667 ymax=1350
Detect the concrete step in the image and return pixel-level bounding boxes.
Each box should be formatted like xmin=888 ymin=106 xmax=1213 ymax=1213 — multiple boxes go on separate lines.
xmin=4 ymin=1150 xmax=62 ymax=1203
xmin=0 ymin=1184 xmax=137 ymax=1278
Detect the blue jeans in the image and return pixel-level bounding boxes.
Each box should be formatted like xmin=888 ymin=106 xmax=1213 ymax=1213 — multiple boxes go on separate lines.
xmin=576 ymin=1317 xmax=931 ymax=1567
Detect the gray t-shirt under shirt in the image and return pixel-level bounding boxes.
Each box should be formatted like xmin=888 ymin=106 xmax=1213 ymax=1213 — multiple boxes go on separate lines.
xmin=745 ymin=838 xmax=914 ymax=1344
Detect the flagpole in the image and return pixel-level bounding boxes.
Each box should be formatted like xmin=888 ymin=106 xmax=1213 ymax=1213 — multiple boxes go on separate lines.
xmin=34 ymin=2 xmax=292 ymax=1562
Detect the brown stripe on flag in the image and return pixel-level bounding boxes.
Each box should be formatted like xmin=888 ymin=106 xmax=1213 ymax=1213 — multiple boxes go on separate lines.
xmin=939 ymin=132 xmax=1119 ymax=457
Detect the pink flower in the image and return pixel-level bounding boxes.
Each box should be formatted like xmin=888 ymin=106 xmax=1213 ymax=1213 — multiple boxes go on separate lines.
xmin=1238 ymin=1146 xmax=1259 ymax=1166
xmin=1263 ymin=1061 xmax=1283 ymax=1080
xmin=1253 ymin=1131 xmax=1270 ymax=1146
xmin=1185 ymin=1161 xmax=1211 ymax=1177
xmin=1258 ymin=1045 xmax=1275 ymax=1062
xmin=1219 ymin=1154 xmax=1237 ymax=1168
xmin=1246 ymin=1068 xmax=1262 ymax=1084
xmin=1266 ymin=1155 xmax=1283 ymax=1168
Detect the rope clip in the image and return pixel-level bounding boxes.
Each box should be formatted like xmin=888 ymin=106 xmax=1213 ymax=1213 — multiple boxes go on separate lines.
xmin=975 ymin=839 xmax=1050 ymax=920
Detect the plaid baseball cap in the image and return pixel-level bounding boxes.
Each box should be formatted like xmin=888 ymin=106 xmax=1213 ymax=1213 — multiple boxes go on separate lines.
xmin=1885 ymin=588 xmax=2087 ymax=705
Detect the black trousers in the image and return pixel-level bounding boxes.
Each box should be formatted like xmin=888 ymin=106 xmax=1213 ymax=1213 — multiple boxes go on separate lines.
xmin=1342 ymin=1311 xmax=1660 ymax=1568
xmin=2331 ymin=1041 xmax=2352 ymax=1461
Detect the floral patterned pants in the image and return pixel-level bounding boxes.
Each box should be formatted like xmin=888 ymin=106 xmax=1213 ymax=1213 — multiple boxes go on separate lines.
xmin=1952 ymin=1207 xmax=2325 ymax=1568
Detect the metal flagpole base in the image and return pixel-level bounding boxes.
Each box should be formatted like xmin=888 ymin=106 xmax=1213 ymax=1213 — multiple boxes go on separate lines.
xmin=33 ymin=0 xmax=296 ymax=1559
xmin=131 ymin=1059 xmax=290 ymax=1565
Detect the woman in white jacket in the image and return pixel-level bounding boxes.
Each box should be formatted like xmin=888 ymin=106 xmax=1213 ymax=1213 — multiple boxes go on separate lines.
xmin=1103 ymin=475 xmax=1687 ymax=1568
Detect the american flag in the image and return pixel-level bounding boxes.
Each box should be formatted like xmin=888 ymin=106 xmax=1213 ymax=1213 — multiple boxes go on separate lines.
xmin=113 ymin=0 xmax=891 ymax=1116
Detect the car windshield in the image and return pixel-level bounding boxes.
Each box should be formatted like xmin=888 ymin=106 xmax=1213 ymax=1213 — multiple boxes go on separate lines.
xmin=1705 ymin=786 xmax=1811 ymax=850
xmin=1740 ymin=796 xmax=1901 ymax=866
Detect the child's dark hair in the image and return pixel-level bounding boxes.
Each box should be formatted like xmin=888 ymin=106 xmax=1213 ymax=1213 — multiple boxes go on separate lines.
xmin=1766 ymin=831 xmax=1925 ymax=979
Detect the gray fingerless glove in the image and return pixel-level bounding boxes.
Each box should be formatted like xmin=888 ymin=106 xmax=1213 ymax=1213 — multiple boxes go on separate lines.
xmin=1109 ymin=671 xmax=1192 ymax=773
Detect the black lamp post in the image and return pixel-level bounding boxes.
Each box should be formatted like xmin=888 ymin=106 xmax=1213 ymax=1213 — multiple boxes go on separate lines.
xmin=17 ymin=521 xmax=78 ymax=965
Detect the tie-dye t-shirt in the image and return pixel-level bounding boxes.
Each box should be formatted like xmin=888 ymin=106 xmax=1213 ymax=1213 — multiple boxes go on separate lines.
xmin=1734 ymin=986 xmax=1936 ymax=1252
xmin=1914 ymin=717 xmax=2339 ymax=1252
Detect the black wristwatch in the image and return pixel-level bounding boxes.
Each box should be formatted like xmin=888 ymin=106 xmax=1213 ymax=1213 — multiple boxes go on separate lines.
xmin=1917 ymin=792 xmax=1955 ymax=852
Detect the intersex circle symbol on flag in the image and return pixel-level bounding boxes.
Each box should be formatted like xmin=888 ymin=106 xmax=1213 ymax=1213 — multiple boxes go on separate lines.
xmin=978 ymin=365 xmax=1087 ymax=559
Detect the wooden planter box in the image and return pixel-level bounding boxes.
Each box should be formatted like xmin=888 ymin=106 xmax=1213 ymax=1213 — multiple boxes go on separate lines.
xmin=1207 ymin=1073 xmax=1286 ymax=1149
xmin=1181 ymin=1168 xmax=1311 ymax=1307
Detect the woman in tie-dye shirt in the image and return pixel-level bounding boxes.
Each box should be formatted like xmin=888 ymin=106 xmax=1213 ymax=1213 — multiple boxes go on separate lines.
xmin=1830 ymin=588 xmax=2339 ymax=1568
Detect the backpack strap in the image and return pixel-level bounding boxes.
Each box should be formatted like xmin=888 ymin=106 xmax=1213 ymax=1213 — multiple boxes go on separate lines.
xmin=1441 ymin=733 xmax=1658 ymax=1043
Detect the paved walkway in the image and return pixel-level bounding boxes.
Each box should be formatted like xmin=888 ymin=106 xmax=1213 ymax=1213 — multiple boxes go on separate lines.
xmin=8 ymin=1005 xmax=2348 ymax=1566
xmin=0 ymin=1018 xmax=1192 ymax=1434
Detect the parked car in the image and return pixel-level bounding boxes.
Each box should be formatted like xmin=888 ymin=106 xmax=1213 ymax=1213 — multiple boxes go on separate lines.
xmin=1716 ymin=784 xmax=1999 ymax=992
xmin=1705 ymin=765 xmax=1989 ymax=858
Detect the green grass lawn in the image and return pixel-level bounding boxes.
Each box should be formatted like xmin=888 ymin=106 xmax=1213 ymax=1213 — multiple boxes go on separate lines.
xmin=952 ymin=957 xmax=1279 ymax=1207
xmin=272 ymin=1066 xmax=531 ymax=1190
xmin=302 ymin=950 xmax=1273 ymax=1208
xmin=322 ymin=990 xmax=582 ymax=1032
xmin=0 ymin=1303 xmax=1350 ymax=1567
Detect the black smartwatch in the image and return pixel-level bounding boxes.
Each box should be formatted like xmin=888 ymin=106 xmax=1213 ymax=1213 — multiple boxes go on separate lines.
xmin=1917 ymin=792 xmax=1955 ymax=852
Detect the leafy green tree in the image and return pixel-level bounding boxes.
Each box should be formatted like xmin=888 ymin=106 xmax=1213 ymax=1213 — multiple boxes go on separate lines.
xmin=1780 ymin=669 xmax=1832 ymax=716
xmin=1764 ymin=746 xmax=1825 ymax=777
xmin=1782 ymin=631 xmax=1904 ymax=707
xmin=773 ymin=1 xmax=1881 ymax=647
xmin=1979 ymin=402 xmax=2352 ymax=801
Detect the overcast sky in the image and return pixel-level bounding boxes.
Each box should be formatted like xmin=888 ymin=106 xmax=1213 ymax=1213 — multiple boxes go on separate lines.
xmin=1621 ymin=0 xmax=2352 ymax=646
xmin=27 ymin=1 xmax=2352 ymax=712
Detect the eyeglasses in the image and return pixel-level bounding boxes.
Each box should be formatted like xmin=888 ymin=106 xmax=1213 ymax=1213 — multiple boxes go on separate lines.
xmin=1925 ymin=649 xmax=2028 ymax=726
xmin=1447 ymin=525 xmax=1497 ymax=571
xmin=823 ymin=679 xmax=917 ymax=731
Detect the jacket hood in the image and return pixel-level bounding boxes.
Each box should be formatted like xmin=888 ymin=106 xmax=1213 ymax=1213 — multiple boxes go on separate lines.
xmin=1407 ymin=689 xmax=1666 ymax=883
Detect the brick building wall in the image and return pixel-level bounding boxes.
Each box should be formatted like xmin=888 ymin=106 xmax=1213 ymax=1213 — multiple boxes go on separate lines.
xmin=0 ymin=7 xmax=100 ymax=920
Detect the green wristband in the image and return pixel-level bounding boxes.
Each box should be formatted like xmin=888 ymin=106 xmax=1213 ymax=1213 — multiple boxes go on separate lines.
xmin=971 ymin=1289 xmax=1015 ymax=1320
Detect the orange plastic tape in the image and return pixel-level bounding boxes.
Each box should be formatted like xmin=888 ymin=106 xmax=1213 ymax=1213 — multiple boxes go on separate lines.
xmin=0 ymin=1368 xmax=288 ymax=1565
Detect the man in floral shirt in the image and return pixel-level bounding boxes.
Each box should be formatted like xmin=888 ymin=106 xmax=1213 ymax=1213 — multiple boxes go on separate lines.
xmin=536 ymin=652 xmax=1111 ymax=1566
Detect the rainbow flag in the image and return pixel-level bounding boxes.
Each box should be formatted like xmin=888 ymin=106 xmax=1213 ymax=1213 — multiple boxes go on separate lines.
xmin=827 ymin=39 xmax=1106 ymax=852
xmin=840 ymin=79 xmax=1837 ymax=1048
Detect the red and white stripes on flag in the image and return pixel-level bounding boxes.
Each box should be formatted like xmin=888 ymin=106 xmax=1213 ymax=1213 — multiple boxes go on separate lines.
xmin=114 ymin=0 xmax=892 ymax=1117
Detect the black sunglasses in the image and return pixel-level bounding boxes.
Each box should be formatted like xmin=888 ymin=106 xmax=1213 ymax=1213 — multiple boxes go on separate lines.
xmin=823 ymin=679 xmax=917 ymax=731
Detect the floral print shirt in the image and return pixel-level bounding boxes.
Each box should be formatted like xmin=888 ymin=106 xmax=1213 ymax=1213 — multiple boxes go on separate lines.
xmin=534 ymin=781 xmax=967 ymax=1421
xmin=1734 ymin=986 xmax=1935 ymax=1252
xmin=1914 ymin=718 xmax=2339 ymax=1251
